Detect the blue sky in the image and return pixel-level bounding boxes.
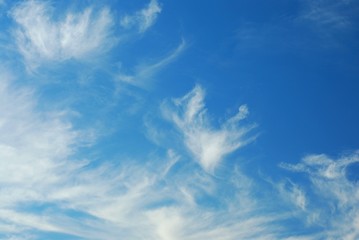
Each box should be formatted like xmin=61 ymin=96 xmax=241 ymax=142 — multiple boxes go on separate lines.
xmin=0 ymin=0 xmax=359 ymax=239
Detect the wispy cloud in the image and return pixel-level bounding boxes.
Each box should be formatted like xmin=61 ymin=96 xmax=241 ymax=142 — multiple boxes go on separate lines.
xmin=2 ymin=68 xmax=356 ymax=239
xmin=298 ymin=0 xmax=357 ymax=34
xmin=0 ymin=76 xmax=280 ymax=239
xmin=117 ymin=39 xmax=186 ymax=88
xmin=162 ymin=85 xmax=256 ymax=172
xmin=120 ymin=0 xmax=162 ymax=33
xmin=280 ymin=151 xmax=359 ymax=239
xmin=11 ymin=1 xmax=115 ymax=69
xmin=235 ymin=0 xmax=358 ymax=53
xmin=2 ymin=1 xmax=358 ymax=239
xmin=0 ymin=71 xmax=88 ymax=237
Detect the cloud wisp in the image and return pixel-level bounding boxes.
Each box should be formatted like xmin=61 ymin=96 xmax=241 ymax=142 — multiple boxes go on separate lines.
xmin=120 ymin=0 xmax=162 ymax=33
xmin=297 ymin=0 xmax=358 ymax=40
xmin=299 ymin=0 xmax=351 ymax=29
xmin=11 ymin=1 xmax=115 ymax=69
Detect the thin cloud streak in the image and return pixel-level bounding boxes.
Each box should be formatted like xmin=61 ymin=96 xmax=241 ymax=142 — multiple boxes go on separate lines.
xmin=117 ymin=39 xmax=186 ymax=88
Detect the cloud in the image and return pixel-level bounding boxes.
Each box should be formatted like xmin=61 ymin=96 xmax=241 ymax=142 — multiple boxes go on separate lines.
xmin=280 ymin=151 xmax=359 ymax=239
xmin=0 ymin=71 xmax=88 ymax=237
xmin=298 ymin=0 xmax=357 ymax=33
xmin=2 ymin=2 xmax=357 ymax=237
xmin=10 ymin=1 xmax=115 ymax=69
xmin=3 ymin=68 xmax=356 ymax=239
xmin=234 ymin=0 xmax=358 ymax=54
xmin=0 ymin=73 xmax=284 ymax=239
xmin=117 ymin=39 xmax=186 ymax=88
xmin=0 ymin=70 xmax=149 ymax=239
xmin=0 ymin=77 xmax=80 ymax=189
xmin=162 ymin=85 xmax=256 ymax=172
xmin=120 ymin=0 xmax=162 ymax=33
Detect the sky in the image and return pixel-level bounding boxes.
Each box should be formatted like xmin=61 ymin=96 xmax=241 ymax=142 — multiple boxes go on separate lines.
xmin=0 ymin=0 xmax=359 ymax=239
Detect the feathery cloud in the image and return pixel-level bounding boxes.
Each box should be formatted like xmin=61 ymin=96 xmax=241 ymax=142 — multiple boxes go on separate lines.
xmin=2 ymin=68 xmax=356 ymax=239
xmin=0 ymin=75 xmax=278 ymax=239
xmin=11 ymin=1 xmax=115 ymax=69
xmin=2 ymin=1 xmax=358 ymax=239
xmin=162 ymin=85 xmax=256 ymax=172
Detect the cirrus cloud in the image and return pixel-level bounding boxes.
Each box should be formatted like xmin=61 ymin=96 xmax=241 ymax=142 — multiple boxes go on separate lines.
xmin=11 ymin=0 xmax=115 ymax=69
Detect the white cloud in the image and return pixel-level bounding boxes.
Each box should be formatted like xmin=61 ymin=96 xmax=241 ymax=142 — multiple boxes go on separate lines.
xmin=280 ymin=151 xmax=359 ymax=239
xmin=0 ymin=71 xmax=89 ymax=236
xmin=0 ymin=71 xmax=150 ymax=238
xmin=117 ymin=39 xmax=186 ymax=88
xmin=11 ymin=1 xmax=115 ymax=69
xmin=4 ymin=69 xmax=354 ymax=239
xmin=120 ymin=0 xmax=162 ymax=33
xmin=4 ymin=1 xmax=350 ymax=239
xmin=0 ymin=72 xmax=287 ymax=239
xmin=162 ymin=85 xmax=256 ymax=172
xmin=0 ymin=77 xmax=80 ymax=189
